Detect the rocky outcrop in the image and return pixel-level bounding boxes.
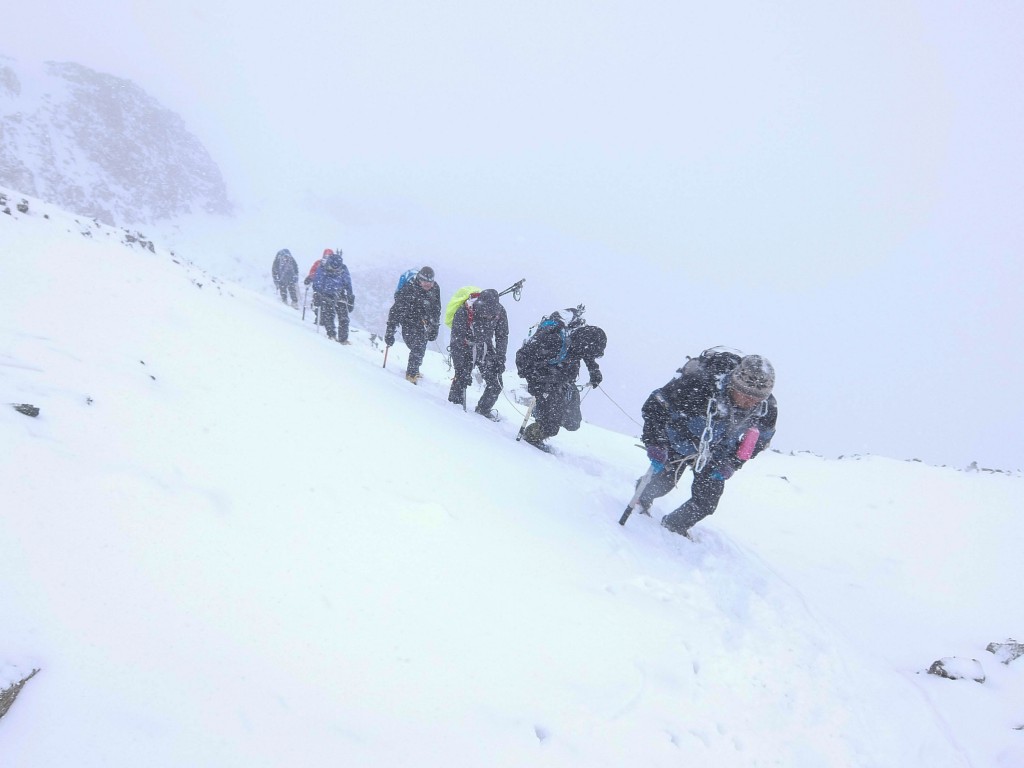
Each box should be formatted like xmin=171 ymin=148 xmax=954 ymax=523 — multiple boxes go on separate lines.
xmin=0 ymin=55 xmax=231 ymax=226
xmin=0 ymin=667 xmax=39 ymax=720
xmin=986 ymin=638 xmax=1024 ymax=665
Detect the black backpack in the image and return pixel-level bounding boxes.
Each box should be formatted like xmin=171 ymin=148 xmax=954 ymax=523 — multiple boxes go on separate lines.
xmin=679 ymin=347 xmax=743 ymax=381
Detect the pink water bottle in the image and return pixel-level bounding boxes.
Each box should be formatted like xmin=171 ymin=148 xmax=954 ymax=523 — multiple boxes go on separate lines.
xmin=736 ymin=428 xmax=759 ymax=461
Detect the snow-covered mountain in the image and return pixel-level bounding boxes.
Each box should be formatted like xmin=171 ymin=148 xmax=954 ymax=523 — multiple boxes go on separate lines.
xmin=0 ymin=55 xmax=230 ymax=226
xmin=1 ymin=188 xmax=1022 ymax=767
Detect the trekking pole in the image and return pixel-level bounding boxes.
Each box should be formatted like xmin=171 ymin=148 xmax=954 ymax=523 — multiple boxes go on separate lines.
xmin=301 ymin=285 xmax=309 ymax=321
xmin=619 ymin=464 xmax=655 ymax=526
xmin=516 ymin=396 xmax=537 ymax=441
xmin=383 ymin=345 xmax=389 ymax=369
xmin=497 ymin=279 xmax=526 ymax=301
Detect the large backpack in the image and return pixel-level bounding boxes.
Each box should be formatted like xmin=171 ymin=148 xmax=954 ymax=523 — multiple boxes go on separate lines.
xmin=679 ymin=346 xmax=743 ymax=382
xmin=444 ymin=286 xmax=481 ymax=328
xmin=394 ymin=269 xmax=419 ymax=297
xmin=515 ymin=314 xmax=572 ymax=381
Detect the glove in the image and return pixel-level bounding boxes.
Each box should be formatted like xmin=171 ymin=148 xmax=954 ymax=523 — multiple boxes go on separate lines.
xmin=709 ymin=457 xmax=742 ymax=482
xmin=384 ymin=331 xmax=395 ymax=347
xmin=646 ymin=444 xmax=668 ymax=464
xmin=304 ymin=276 xmax=312 ymax=285
xmin=589 ymin=369 xmax=603 ymax=387
xmin=646 ymin=444 xmax=669 ymax=474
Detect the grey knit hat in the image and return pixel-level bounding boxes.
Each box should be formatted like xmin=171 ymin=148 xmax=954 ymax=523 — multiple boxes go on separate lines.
xmin=730 ymin=355 xmax=775 ymax=399
xmin=418 ymin=266 xmax=435 ymax=281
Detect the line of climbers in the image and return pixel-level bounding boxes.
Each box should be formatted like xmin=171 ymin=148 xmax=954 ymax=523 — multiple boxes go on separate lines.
xmin=273 ymin=248 xmax=356 ymax=343
xmin=273 ymin=252 xmax=778 ymax=539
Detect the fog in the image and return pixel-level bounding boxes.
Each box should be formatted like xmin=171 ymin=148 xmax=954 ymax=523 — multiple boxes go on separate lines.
xmin=3 ymin=0 xmax=1023 ymax=468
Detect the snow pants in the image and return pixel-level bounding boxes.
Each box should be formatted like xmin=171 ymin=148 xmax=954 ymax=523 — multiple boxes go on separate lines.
xmin=320 ymin=297 xmax=351 ymax=342
xmin=401 ymin=328 xmax=428 ymax=377
xmin=449 ymin=344 xmax=502 ymax=412
xmin=530 ymin=380 xmax=582 ymax=438
xmin=275 ymin=279 xmax=298 ymax=305
xmin=637 ymin=454 xmax=726 ymax=533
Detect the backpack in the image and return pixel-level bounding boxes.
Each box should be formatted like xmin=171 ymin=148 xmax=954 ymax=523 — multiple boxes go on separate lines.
xmin=444 ymin=286 xmax=481 ymax=328
xmin=394 ymin=269 xmax=419 ymax=297
xmin=680 ymin=346 xmax=743 ymax=382
xmin=516 ymin=315 xmax=571 ymax=380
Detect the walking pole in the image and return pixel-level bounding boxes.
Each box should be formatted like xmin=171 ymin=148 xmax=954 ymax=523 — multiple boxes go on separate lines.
xmin=496 ymin=278 xmax=526 ymax=301
xmin=516 ymin=396 xmax=536 ymax=441
xmin=301 ymin=285 xmax=309 ymax=321
xmin=383 ymin=345 xmax=389 ymax=369
xmin=619 ymin=465 xmax=655 ymax=526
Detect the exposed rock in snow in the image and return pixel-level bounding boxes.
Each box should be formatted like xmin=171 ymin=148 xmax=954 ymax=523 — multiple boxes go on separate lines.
xmin=0 ymin=666 xmax=40 ymax=720
xmin=986 ymin=638 xmax=1024 ymax=665
xmin=927 ymin=657 xmax=986 ymax=683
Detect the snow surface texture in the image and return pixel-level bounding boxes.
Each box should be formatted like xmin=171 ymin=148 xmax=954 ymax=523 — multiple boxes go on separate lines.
xmin=2 ymin=189 xmax=1023 ymax=767
xmin=0 ymin=56 xmax=230 ymax=226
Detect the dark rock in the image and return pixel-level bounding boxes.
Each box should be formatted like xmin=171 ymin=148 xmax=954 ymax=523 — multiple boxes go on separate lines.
xmin=0 ymin=668 xmax=40 ymax=720
xmin=986 ymin=639 xmax=1024 ymax=665
xmin=927 ymin=657 xmax=985 ymax=683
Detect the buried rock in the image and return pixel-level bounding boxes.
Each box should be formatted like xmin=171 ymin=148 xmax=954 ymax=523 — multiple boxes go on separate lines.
xmin=927 ymin=657 xmax=986 ymax=683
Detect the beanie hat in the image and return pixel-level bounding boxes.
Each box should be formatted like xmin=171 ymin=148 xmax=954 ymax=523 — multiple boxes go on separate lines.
xmin=418 ymin=266 xmax=435 ymax=281
xmin=323 ymin=248 xmax=333 ymax=258
xmin=730 ymin=355 xmax=775 ymax=400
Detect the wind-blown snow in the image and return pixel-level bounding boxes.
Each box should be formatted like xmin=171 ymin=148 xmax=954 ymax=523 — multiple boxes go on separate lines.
xmin=1 ymin=189 xmax=1022 ymax=767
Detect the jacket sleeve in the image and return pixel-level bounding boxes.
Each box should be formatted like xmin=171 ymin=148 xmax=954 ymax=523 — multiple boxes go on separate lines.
xmin=494 ymin=308 xmax=509 ymax=359
xmin=641 ymin=388 xmax=671 ymax=447
xmin=750 ymin=396 xmax=778 ymax=459
xmin=450 ymin=306 xmax=468 ymax=347
xmin=385 ymin=298 xmax=401 ymax=336
xmin=425 ymin=289 xmax=441 ymax=340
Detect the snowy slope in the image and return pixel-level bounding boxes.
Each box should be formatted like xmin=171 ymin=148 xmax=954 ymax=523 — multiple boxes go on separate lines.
xmin=1 ymin=189 xmax=1022 ymax=767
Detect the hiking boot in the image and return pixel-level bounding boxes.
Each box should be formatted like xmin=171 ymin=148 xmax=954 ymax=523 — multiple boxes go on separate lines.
xmin=660 ymin=510 xmax=692 ymax=537
xmin=448 ymin=384 xmax=466 ymax=406
xmin=405 ymin=373 xmax=422 ymax=384
xmin=523 ymin=423 xmax=546 ymax=447
xmin=475 ymin=407 xmax=500 ymax=422
xmin=339 ymin=339 xmax=352 ymax=345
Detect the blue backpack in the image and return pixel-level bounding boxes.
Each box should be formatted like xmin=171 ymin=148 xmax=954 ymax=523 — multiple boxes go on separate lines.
xmin=394 ymin=269 xmax=419 ymax=297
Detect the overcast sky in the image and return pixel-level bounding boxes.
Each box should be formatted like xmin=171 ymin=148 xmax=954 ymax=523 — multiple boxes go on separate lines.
xmin=3 ymin=1 xmax=1023 ymax=469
